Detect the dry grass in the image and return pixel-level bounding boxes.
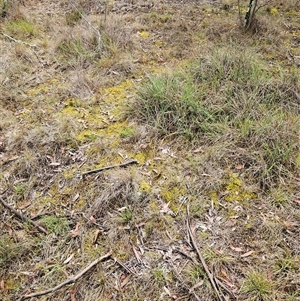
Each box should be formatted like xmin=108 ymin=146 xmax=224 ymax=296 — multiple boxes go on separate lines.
xmin=0 ymin=0 xmax=299 ymax=300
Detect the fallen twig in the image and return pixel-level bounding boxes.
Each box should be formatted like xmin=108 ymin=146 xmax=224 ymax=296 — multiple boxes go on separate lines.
xmin=186 ymin=205 xmax=224 ymax=301
xmin=68 ymin=0 xmax=103 ymax=51
xmin=1 ymin=32 xmax=37 ymax=47
xmin=0 ymin=197 xmax=48 ymax=235
xmin=113 ymin=257 xmax=135 ymax=275
xmin=82 ymin=159 xmax=138 ymax=177
xmin=20 ymin=251 xmax=112 ymax=300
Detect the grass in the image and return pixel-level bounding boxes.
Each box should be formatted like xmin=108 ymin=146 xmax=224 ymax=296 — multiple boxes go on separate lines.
xmin=0 ymin=0 xmax=300 ymax=300
xmin=39 ymin=215 xmax=70 ymax=236
xmin=241 ymin=270 xmax=273 ymax=300
xmin=4 ymin=18 xmax=37 ymax=38
xmin=132 ymin=48 xmax=300 ymax=188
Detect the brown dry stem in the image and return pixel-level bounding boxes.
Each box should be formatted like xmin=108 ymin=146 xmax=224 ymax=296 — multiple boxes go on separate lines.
xmin=81 ymin=159 xmax=139 ymax=177
xmin=19 ymin=251 xmax=112 ymax=300
xmin=186 ymin=205 xmax=225 ymax=301
xmin=0 ymin=197 xmax=48 ymax=235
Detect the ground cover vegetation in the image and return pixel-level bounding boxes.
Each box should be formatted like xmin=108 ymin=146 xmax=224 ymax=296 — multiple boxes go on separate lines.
xmin=0 ymin=0 xmax=299 ymax=300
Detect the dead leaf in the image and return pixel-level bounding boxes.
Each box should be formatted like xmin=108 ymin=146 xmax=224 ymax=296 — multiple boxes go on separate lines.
xmin=70 ymin=286 xmax=77 ymax=301
xmin=3 ymin=223 xmax=13 ymax=236
xmin=164 ymin=286 xmax=172 ymax=296
xmin=132 ymin=244 xmax=142 ymax=263
xmin=17 ymin=201 xmax=32 ymax=210
xmin=63 ymin=253 xmax=74 ymax=265
xmin=160 ymin=202 xmax=170 ymax=214
xmin=120 ymin=274 xmax=132 ymax=289
xmin=241 ymin=250 xmax=254 ymax=257
xmin=230 ymin=246 xmax=243 ymax=252
xmin=220 ymin=269 xmax=228 ymax=278
xmin=193 ymin=147 xmax=203 ymax=153
xmin=71 ymin=193 xmax=80 ymax=203
xmin=189 ymin=280 xmax=204 ymax=292
xmin=89 ymin=216 xmax=97 ymax=224
xmin=93 ymin=229 xmax=101 ymax=244
xmin=235 ymin=164 xmax=244 ymax=170
xmin=70 ymin=222 xmax=80 ymax=238
xmin=2 ymin=155 xmax=19 ymax=165
xmin=135 ymin=222 xmax=145 ymax=228
xmin=283 ymin=221 xmax=297 ymax=230
xmin=48 ymin=162 xmax=61 ymax=166
xmin=0 ymin=279 xmax=7 ymax=295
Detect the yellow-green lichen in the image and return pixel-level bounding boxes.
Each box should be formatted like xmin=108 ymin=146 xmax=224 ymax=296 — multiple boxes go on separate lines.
xmin=139 ymin=179 xmax=152 ymax=193
xmin=27 ymin=77 xmax=64 ymax=97
xmin=138 ymin=31 xmax=151 ymax=39
xmin=224 ymin=174 xmax=256 ymax=203
xmin=161 ymin=186 xmax=185 ymax=202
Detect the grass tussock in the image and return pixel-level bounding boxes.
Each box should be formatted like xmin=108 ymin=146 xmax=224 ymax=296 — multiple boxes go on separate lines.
xmin=4 ymin=18 xmax=37 ymax=38
xmin=133 ymin=48 xmax=300 ymax=188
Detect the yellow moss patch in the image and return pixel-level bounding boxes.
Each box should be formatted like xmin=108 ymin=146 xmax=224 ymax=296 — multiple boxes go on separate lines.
xmin=269 ymin=7 xmax=279 ymax=15
xmin=161 ymin=186 xmax=185 ymax=202
xmin=155 ymin=39 xmax=164 ymax=46
xmin=138 ymin=31 xmax=151 ymax=39
xmin=139 ymin=179 xmax=152 ymax=193
xmin=102 ymin=80 xmax=134 ymax=103
xmin=148 ymin=199 xmax=159 ymax=212
xmin=133 ymin=150 xmax=153 ymax=165
xmin=161 ymin=186 xmax=186 ymax=214
xmin=27 ymin=77 xmax=64 ymax=97
xmin=224 ymin=174 xmax=256 ymax=203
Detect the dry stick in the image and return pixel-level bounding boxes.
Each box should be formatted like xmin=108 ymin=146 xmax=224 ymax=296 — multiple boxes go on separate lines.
xmin=0 ymin=197 xmax=48 ymax=235
xmin=1 ymin=32 xmax=37 ymax=47
xmin=68 ymin=0 xmax=103 ymax=51
xmin=186 ymin=205 xmax=224 ymax=301
xmin=82 ymin=159 xmax=139 ymax=177
xmin=20 ymin=251 xmax=112 ymax=300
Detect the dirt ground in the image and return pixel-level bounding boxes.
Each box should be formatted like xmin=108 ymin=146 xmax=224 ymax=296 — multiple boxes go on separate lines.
xmin=1 ymin=0 xmax=300 ymax=300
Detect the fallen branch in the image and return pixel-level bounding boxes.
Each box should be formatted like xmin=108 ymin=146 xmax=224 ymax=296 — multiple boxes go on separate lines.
xmin=82 ymin=159 xmax=139 ymax=177
xmin=20 ymin=251 xmax=112 ymax=300
xmin=186 ymin=205 xmax=224 ymax=301
xmin=0 ymin=197 xmax=48 ymax=235
xmin=1 ymin=32 xmax=37 ymax=48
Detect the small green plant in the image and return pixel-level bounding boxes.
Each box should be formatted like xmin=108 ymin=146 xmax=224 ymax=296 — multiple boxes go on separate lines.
xmin=274 ymin=254 xmax=299 ymax=275
xmin=66 ymin=9 xmax=82 ymax=26
xmin=151 ymin=268 xmax=166 ymax=283
xmin=0 ymin=235 xmax=32 ymax=270
xmin=121 ymin=207 xmax=132 ymax=223
xmin=13 ymin=183 xmax=24 ymax=196
xmin=120 ymin=127 xmax=134 ymax=138
xmin=269 ymin=188 xmax=291 ymax=207
xmin=5 ymin=18 xmax=37 ymax=38
xmin=241 ymin=270 xmax=272 ymax=300
xmin=187 ymin=266 xmax=204 ymax=283
xmin=58 ymin=37 xmax=100 ymax=61
xmin=36 ymin=260 xmax=66 ymax=282
xmin=204 ymin=248 xmax=233 ymax=268
xmin=40 ymin=215 xmax=69 ymax=236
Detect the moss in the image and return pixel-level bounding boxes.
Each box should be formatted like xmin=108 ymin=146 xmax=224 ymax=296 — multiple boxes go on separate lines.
xmin=209 ymin=191 xmax=219 ymax=208
xmin=139 ymin=179 xmax=152 ymax=193
xmin=224 ymin=174 xmax=256 ymax=203
xmin=161 ymin=186 xmax=185 ymax=202
xmin=133 ymin=151 xmax=151 ymax=165
xmin=160 ymin=186 xmax=185 ymax=214
xmin=138 ymin=31 xmax=151 ymax=39
xmin=269 ymin=7 xmax=279 ymax=15
xmin=27 ymin=77 xmax=64 ymax=97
